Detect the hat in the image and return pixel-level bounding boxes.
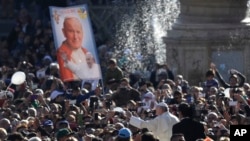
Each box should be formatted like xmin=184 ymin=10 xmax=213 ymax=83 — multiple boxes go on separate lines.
xmin=118 ymin=128 xmax=132 ymax=138
xmin=157 ymin=102 xmax=169 ymax=109
xmin=56 ymin=128 xmax=74 ymax=139
xmin=35 ymin=89 xmax=44 ymax=95
xmin=109 ymin=58 xmax=117 ymax=64
xmin=43 ymin=120 xmax=53 ymax=126
xmin=115 ymin=122 xmax=125 ymax=129
xmin=59 ymin=120 xmax=69 ymax=125
xmin=50 ymin=90 xmax=64 ymax=100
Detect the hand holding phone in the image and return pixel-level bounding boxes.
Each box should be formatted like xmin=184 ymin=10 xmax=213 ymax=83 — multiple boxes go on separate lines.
xmin=229 ymin=101 xmax=237 ymax=106
xmin=94 ymin=113 xmax=99 ymax=120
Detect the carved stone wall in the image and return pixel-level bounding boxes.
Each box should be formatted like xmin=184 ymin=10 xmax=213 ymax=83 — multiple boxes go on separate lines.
xmin=164 ymin=0 xmax=250 ymax=85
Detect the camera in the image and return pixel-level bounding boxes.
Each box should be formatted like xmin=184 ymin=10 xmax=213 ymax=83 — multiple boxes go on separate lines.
xmin=105 ymin=100 xmax=112 ymax=109
xmin=120 ymin=87 xmax=127 ymax=91
xmin=137 ymin=102 xmax=146 ymax=106
xmin=94 ymin=113 xmax=99 ymax=121
xmin=207 ymin=100 xmax=213 ymax=105
xmin=89 ymin=96 xmax=99 ymax=109
xmin=144 ymin=109 xmax=156 ymax=118
xmin=229 ymin=101 xmax=237 ymax=106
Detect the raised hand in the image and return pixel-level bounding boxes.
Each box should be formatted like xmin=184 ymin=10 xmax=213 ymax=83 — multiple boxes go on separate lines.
xmin=210 ymin=62 xmax=216 ymax=70
xmin=229 ymin=69 xmax=238 ymax=75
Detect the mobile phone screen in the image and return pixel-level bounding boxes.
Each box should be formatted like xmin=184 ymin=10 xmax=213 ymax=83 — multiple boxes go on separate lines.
xmin=77 ymin=114 xmax=83 ymax=126
xmin=229 ymin=101 xmax=237 ymax=106
xmin=94 ymin=113 xmax=99 ymax=120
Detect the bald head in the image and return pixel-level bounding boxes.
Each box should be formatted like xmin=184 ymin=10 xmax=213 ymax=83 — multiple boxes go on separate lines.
xmin=0 ymin=118 xmax=10 ymax=125
xmin=63 ymin=17 xmax=82 ymax=29
xmin=0 ymin=118 xmax=11 ymax=129
xmin=0 ymin=128 xmax=7 ymax=139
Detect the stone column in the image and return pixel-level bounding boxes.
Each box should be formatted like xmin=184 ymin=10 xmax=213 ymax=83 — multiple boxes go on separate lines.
xmin=163 ymin=0 xmax=250 ymax=85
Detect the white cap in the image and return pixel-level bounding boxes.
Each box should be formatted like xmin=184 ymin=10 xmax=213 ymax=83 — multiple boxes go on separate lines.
xmin=157 ymin=102 xmax=169 ymax=109
xmin=35 ymin=89 xmax=44 ymax=95
xmin=50 ymin=90 xmax=64 ymax=100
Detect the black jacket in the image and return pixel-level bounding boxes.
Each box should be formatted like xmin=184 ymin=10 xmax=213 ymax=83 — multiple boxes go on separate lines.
xmin=172 ymin=118 xmax=206 ymax=141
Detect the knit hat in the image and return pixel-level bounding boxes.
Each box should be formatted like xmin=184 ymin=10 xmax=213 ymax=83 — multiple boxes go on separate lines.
xmin=43 ymin=120 xmax=53 ymax=126
xmin=157 ymin=102 xmax=169 ymax=109
xmin=56 ymin=128 xmax=74 ymax=139
xmin=118 ymin=128 xmax=132 ymax=138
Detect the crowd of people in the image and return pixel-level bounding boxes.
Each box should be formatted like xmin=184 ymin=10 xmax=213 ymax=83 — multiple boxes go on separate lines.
xmin=0 ymin=1 xmax=250 ymax=141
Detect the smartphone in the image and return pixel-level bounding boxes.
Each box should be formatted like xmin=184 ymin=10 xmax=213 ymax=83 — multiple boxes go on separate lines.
xmin=69 ymin=100 xmax=76 ymax=105
xmin=199 ymin=93 xmax=205 ymax=98
xmin=137 ymin=102 xmax=146 ymax=106
xmin=94 ymin=113 xmax=99 ymax=120
xmin=214 ymin=122 xmax=221 ymax=128
xmin=229 ymin=101 xmax=237 ymax=106
xmin=77 ymin=114 xmax=83 ymax=126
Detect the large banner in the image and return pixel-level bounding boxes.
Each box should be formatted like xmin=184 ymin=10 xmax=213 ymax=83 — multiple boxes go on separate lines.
xmin=49 ymin=5 xmax=102 ymax=87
